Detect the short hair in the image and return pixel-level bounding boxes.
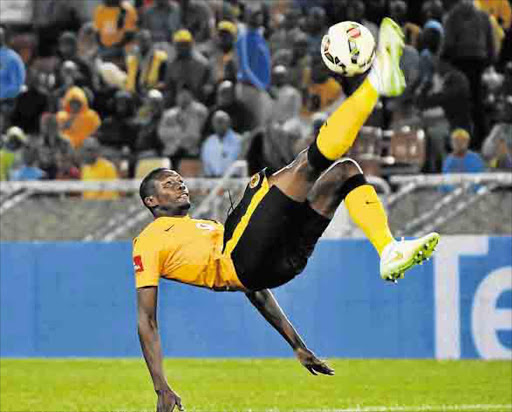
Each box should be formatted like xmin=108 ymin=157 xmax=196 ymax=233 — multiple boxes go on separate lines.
xmin=139 ymin=168 xmax=169 ymax=212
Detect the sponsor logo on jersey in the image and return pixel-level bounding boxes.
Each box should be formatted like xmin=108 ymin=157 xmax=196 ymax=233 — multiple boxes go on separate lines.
xmin=249 ymin=173 xmax=260 ymax=189
xmin=133 ymin=255 xmax=144 ymax=272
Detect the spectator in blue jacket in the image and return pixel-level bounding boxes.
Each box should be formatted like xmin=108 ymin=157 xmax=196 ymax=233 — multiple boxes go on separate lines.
xmin=236 ymin=5 xmax=272 ymax=127
xmin=201 ymin=110 xmax=241 ymax=177
xmin=0 ymin=27 xmax=26 ymax=131
xmin=0 ymin=27 xmax=25 ymax=100
xmin=443 ymin=128 xmax=486 ymax=174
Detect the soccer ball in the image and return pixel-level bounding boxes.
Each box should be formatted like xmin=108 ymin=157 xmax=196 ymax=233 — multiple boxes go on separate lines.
xmin=321 ymin=21 xmax=376 ymax=77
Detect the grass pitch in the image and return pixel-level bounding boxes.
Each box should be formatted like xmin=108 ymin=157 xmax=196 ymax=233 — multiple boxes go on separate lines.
xmin=1 ymin=358 xmax=511 ymax=412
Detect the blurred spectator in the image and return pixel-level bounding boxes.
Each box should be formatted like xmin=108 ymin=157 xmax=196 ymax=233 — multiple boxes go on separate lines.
xmin=422 ymin=0 xmax=444 ymax=23
xmin=201 ymin=110 xmax=241 ymax=177
xmin=141 ymin=0 xmax=181 ymax=44
xmin=418 ymin=59 xmax=473 ymax=133
xmin=482 ymin=97 xmax=512 ymax=170
xmin=80 ymin=137 xmax=120 ymax=200
xmin=0 ymin=27 xmax=26 ymax=100
xmin=345 ymin=1 xmax=379 ymax=41
xmin=77 ymin=22 xmax=100 ymax=62
xmin=203 ymin=80 xmax=254 ymax=136
xmin=388 ymin=44 xmax=421 ymax=130
xmin=417 ymin=20 xmax=444 ymax=92
xmin=126 ymin=30 xmax=168 ymax=94
xmin=97 ymin=91 xmax=137 ymax=150
xmin=303 ymin=56 xmax=343 ymax=115
xmin=33 ymin=0 xmax=83 ymax=57
xmin=294 ymin=111 xmax=327 ymax=155
xmin=443 ymin=0 xmax=495 ymax=148
xmin=158 ymin=86 xmax=208 ymax=165
xmin=263 ymin=120 xmax=303 ymax=171
xmin=389 ymin=0 xmax=421 ymax=48
xmin=206 ymin=21 xmax=238 ymax=84
xmin=134 ymin=89 xmax=165 ymax=156
xmin=56 ymin=32 xmax=94 ymax=91
xmin=488 ymin=135 xmax=512 ymax=170
xmin=306 ymin=7 xmax=327 ymax=56
xmin=52 ymin=61 xmax=82 ymax=107
xmin=10 ymin=69 xmax=49 ymax=135
xmin=418 ymin=60 xmax=472 ymax=172
xmin=270 ymin=65 xmax=301 ymax=124
xmin=474 ymin=0 xmax=511 ymax=30
xmin=57 ymin=86 xmax=101 ymax=149
xmin=0 ymin=126 xmax=27 ymax=181
xmin=94 ymin=0 xmax=138 ymax=59
xmin=269 ymin=8 xmax=302 ymax=55
xmin=10 ymin=146 xmax=46 ymax=181
xmin=443 ymin=128 xmax=485 ymax=174
xmin=37 ymin=113 xmax=75 ymax=180
xmin=181 ymin=0 xmax=215 ymax=43
xmin=0 ymin=27 xmax=26 ymax=130
xmin=165 ymin=29 xmax=214 ymax=105
xmin=286 ymin=32 xmax=311 ymax=96
xmin=236 ymin=5 xmax=272 ymax=127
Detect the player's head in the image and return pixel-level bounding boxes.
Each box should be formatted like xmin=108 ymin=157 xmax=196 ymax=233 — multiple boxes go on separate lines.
xmin=139 ymin=168 xmax=190 ymax=217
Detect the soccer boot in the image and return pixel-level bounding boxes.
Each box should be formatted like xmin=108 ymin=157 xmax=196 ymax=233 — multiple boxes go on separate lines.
xmin=368 ymin=17 xmax=406 ymax=97
xmin=380 ymin=232 xmax=440 ymax=282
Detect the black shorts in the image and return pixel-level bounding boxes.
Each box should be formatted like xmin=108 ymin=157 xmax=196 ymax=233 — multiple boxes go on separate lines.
xmin=223 ymin=169 xmax=330 ymax=291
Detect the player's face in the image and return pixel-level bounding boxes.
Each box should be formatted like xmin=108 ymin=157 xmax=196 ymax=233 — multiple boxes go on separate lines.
xmin=154 ymin=171 xmax=191 ymax=213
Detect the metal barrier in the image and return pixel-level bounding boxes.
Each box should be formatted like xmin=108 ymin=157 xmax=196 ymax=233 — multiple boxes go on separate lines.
xmin=0 ymin=173 xmax=510 ymax=241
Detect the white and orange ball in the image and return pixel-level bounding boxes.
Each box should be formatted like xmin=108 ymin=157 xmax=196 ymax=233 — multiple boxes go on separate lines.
xmin=321 ymin=21 xmax=376 ymax=77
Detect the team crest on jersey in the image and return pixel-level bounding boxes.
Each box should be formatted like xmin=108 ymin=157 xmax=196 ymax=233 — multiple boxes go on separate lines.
xmin=133 ymin=255 xmax=144 ymax=273
xmin=196 ymin=222 xmax=215 ymax=231
xmin=249 ymin=173 xmax=260 ymax=189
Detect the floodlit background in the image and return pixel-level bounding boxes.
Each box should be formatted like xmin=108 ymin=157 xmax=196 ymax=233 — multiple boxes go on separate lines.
xmin=0 ymin=0 xmax=511 ymax=411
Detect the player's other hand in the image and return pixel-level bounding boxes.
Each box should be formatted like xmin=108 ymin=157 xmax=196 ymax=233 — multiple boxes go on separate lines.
xmin=156 ymin=387 xmax=184 ymax=412
xmin=294 ymin=347 xmax=335 ymax=376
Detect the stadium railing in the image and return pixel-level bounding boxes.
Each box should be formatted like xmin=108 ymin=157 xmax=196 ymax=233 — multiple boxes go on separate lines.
xmin=0 ymin=173 xmax=510 ymax=241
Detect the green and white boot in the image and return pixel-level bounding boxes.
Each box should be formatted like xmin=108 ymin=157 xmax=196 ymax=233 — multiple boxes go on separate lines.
xmin=368 ymin=17 xmax=406 ymax=97
xmin=380 ymin=232 xmax=440 ymax=282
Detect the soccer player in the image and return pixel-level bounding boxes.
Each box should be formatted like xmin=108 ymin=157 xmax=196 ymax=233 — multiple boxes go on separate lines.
xmin=135 ymin=19 xmax=440 ymax=412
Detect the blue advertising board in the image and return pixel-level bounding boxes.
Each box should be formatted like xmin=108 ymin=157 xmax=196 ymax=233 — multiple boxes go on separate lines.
xmin=0 ymin=236 xmax=510 ymax=359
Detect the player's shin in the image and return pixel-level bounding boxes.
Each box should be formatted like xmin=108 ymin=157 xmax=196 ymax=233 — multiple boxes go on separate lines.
xmin=313 ymin=78 xmax=379 ymax=163
xmin=342 ymin=174 xmax=394 ymax=256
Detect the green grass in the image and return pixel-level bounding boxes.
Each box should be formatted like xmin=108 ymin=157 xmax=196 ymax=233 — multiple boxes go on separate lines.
xmin=1 ymin=359 xmax=511 ymax=412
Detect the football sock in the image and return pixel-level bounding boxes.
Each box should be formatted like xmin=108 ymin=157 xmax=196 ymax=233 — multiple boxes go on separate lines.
xmin=315 ymin=78 xmax=379 ymax=161
xmin=344 ymin=178 xmax=394 ymax=256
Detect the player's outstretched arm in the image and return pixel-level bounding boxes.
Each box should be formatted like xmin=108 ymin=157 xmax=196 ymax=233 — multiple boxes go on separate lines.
xmin=137 ymin=287 xmax=184 ymax=412
xmin=245 ymin=289 xmax=334 ymax=376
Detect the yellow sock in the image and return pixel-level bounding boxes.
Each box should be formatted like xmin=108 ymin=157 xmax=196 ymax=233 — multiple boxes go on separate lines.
xmin=345 ymin=184 xmax=394 ymax=256
xmin=316 ymin=78 xmax=379 ymax=160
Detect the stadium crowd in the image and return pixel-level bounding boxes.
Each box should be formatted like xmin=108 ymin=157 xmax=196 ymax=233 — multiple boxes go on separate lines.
xmin=0 ymin=0 xmax=511 ymax=191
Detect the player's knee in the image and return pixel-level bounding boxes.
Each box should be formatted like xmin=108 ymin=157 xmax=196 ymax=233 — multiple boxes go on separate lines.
xmin=326 ymin=158 xmax=364 ymax=183
xmin=292 ymin=149 xmax=321 ymax=183
xmin=307 ymin=139 xmax=334 ymax=175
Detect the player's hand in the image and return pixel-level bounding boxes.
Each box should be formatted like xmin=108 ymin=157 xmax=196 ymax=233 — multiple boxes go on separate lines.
xmin=294 ymin=347 xmax=335 ymax=376
xmin=156 ymin=387 xmax=184 ymax=412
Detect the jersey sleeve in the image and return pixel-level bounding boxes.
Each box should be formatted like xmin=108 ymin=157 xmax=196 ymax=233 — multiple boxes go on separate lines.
xmin=133 ymin=237 xmax=162 ymax=288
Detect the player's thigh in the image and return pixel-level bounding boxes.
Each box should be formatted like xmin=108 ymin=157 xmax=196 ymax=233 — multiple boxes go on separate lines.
xmin=267 ymin=149 xmax=322 ymax=203
xmin=307 ymin=158 xmax=363 ymax=219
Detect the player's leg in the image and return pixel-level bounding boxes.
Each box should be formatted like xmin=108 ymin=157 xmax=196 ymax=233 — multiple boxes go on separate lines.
xmin=306 ymin=158 xmax=394 ymax=255
xmin=304 ymin=158 xmax=439 ymax=282
xmin=268 ymin=17 xmax=406 ymax=202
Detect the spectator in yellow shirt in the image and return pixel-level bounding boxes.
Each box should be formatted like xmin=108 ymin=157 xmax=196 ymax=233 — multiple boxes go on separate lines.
xmin=57 ymin=86 xmax=101 ymax=149
xmin=94 ymin=0 xmax=138 ymax=58
xmin=80 ymin=137 xmax=119 ymax=200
